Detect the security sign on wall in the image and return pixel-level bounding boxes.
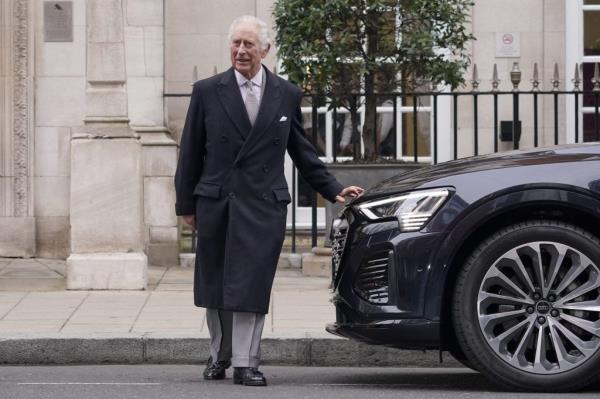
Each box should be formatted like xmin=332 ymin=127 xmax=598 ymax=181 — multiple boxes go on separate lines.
xmin=495 ymin=32 xmax=520 ymax=58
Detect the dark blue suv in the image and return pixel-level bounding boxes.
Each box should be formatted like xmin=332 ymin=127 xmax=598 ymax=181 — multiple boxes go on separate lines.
xmin=327 ymin=143 xmax=600 ymax=392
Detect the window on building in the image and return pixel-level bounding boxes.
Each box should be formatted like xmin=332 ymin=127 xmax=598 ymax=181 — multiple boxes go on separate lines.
xmin=583 ymin=0 xmax=600 ymax=141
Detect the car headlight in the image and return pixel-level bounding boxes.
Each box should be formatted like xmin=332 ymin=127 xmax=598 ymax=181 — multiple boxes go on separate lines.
xmin=356 ymin=188 xmax=450 ymax=231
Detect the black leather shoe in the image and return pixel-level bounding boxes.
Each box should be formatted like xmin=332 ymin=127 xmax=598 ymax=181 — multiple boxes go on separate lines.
xmin=203 ymin=357 xmax=231 ymax=380
xmin=233 ymin=367 xmax=267 ymax=386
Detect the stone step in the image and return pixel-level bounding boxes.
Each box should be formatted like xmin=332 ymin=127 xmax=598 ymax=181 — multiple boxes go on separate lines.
xmin=180 ymin=229 xmax=328 ymax=253
xmin=179 ymin=247 xmax=333 ymax=278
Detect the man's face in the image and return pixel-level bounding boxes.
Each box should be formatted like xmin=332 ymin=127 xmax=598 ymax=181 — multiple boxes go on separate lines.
xmin=230 ymin=23 xmax=269 ymax=80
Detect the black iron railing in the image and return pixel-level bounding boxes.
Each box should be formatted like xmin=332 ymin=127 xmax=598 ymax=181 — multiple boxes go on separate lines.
xmin=166 ymin=62 xmax=600 ymax=253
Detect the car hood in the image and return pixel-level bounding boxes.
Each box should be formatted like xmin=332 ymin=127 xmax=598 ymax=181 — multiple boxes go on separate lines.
xmin=355 ymin=143 xmax=600 ymax=202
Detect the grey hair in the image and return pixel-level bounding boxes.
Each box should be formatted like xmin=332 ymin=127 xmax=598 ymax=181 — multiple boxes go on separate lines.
xmin=227 ymin=15 xmax=271 ymax=51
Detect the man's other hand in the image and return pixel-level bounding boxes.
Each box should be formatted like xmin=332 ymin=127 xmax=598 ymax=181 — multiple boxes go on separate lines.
xmin=335 ymin=186 xmax=364 ymax=203
xmin=182 ymin=215 xmax=196 ymax=230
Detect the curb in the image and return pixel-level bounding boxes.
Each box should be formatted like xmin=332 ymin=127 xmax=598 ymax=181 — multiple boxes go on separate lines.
xmin=182 ymin=253 xmax=311 ymax=272
xmin=0 ymin=337 xmax=462 ymax=367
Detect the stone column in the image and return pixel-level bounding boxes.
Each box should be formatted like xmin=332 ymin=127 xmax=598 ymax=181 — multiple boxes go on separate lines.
xmin=0 ymin=0 xmax=36 ymax=257
xmin=124 ymin=0 xmax=179 ymax=266
xmin=66 ymin=0 xmax=146 ymax=289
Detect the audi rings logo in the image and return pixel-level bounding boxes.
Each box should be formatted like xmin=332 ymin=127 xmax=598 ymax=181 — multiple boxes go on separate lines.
xmin=536 ymin=301 xmax=551 ymax=314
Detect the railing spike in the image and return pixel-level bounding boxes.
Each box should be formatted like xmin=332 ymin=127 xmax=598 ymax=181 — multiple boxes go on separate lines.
xmin=551 ymin=63 xmax=560 ymax=91
xmin=531 ymin=63 xmax=540 ymax=91
xmin=213 ymin=65 xmax=218 ymax=76
xmin=593 ymin=63 xmax=600 ymax=92
xmin=274 ymin=64 xmax=278 ymax=75
xmin=191 ymin=65 xmax=198 ymax=86
xmin=491 ymin=63 xmax=500 ymax=92
xmin=572 ymin=63 xmax=581 ymax=91
xmin=471 ymin=64 xmax=480 ymax=92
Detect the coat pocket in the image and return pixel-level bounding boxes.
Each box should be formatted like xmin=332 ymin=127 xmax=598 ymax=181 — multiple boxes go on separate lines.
xmin=193 ymin=182 xmax=222 ymax=199
xmin=278 ymin=120 xmax=290 ymax=134
xmin=272 ymin=187 xmax=291 ymax=204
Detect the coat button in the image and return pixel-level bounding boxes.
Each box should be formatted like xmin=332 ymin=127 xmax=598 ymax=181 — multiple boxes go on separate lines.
xmin=273 ymin=138 xmax=281 ymax=145
xmin=221 ymin=135 xmax=228 ymax=142
xmin=229 ymin=192 xmax=236 ymax=199
xmin=262 ymin=193 xmax=268 ymax=200
xmin=262 ymin=165 xmax=269 ymax=173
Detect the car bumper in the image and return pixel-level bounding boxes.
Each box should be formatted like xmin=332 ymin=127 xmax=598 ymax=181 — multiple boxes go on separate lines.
xmin=328 ymin=208 xmax=447 ymax=349
xmin=326 ymin=319 xmax=440 ymax=349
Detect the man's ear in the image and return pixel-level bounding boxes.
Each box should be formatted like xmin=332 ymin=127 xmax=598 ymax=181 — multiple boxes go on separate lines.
xmin=262 ymin=43 xmax=271 ymax=58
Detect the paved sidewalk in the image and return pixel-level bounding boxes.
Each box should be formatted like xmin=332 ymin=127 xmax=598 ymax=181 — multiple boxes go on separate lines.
xmin=0 ymin=258 xmax=332 ymax=338
xmin=0 ymin=258 xmax=459 ymax=367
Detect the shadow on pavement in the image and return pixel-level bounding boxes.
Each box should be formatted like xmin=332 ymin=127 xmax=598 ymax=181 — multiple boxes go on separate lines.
xmin=263 ymin=366 xmax=600 ymax=393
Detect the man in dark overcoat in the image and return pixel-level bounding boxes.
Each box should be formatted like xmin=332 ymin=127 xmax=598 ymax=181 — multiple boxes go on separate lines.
xmin=174 ymin=15 xmax=363 ymax=386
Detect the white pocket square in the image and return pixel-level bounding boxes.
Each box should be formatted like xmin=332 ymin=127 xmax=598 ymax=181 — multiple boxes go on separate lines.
xmin=279 ymin=116 xmax=288 ymax=122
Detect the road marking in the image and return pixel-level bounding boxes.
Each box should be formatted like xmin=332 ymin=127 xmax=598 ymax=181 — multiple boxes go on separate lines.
xmin=15 ymin=383 xmax=161 ymax=386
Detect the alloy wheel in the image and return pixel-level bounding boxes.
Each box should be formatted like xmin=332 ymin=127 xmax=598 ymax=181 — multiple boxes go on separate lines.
xmin=477 ymin=241 xmax=600 ymax=374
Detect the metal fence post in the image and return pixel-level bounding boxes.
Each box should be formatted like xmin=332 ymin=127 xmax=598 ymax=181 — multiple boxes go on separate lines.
xmin=510 ymin=62 xmax=522 ymax=150
xmin=471 ymin=65 xmax=480 ymax=156
xmin=532 ymin=63 xmax=540 ymax=147
xmin=492 ymin=64 xmax=500 ymax=153
xmin=552 ymin=63 xmax=560 ymax=145
xmin=453 ymin=93 xmax=458 ymax=159
xmin=573 ymin=63 xmax=581 ymax=143
xmin=433 ymin=94 xmax=438 ymax=164
xmin=311 ymin=96 xmax=318 ymax=248
xmin=291 ymin=165 xmax=297 ymax=253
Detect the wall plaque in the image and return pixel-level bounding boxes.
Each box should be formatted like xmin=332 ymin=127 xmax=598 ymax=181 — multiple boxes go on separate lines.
xmin=495 ymin=32 xmax=520 ymax=58
xmin=44 ymin=1 xmax=73 ymax=42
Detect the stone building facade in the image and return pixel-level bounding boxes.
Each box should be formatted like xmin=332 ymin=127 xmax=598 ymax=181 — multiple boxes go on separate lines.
xmin=0 ymin=0 xmax=594 ymax=289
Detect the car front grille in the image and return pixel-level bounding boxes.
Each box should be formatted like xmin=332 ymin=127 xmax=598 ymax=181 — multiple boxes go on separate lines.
xmin=354 ymin=250 xmax=390 ymax=304
xmin=331 ymin=218 xmax=349 ymax=282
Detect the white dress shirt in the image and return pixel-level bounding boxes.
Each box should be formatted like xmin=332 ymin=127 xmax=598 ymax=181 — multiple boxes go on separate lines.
xmin=234 ymin=67 xmax=263 ymax=104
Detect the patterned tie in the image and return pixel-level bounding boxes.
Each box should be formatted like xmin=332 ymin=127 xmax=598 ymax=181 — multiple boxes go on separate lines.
xmin=244 ymin=81 xmax=259 ymax=126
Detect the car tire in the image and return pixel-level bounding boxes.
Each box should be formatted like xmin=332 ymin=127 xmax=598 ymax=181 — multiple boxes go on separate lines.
xmin=452 ymin=220 xmax=600 ymax=392
xmin=447 ymin=347 xmax=478 ymax=371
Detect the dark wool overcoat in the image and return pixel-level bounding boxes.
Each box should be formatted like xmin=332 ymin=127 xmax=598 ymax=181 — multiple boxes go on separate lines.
xmin=174 ymin=66 xmax=343 ymax=314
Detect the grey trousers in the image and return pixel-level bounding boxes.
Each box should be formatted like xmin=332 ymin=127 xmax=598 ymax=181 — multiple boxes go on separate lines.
xmin=205 ymin=308 xmax=265 ymax=368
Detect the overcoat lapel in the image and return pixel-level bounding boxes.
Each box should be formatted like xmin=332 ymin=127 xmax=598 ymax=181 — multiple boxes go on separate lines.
xmin=216 ymin=68 xmax=252 ymax=139
xmin=234 ymin=66 xmax=282 ymax=164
